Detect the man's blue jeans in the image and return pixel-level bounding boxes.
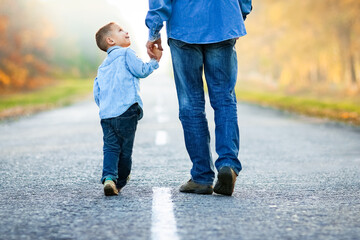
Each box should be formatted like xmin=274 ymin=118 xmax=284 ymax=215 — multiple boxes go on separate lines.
xmin=100 ymin=103 xmax=140 ymax=189
xmin=169 ymin=38 xmax=242 ymax=185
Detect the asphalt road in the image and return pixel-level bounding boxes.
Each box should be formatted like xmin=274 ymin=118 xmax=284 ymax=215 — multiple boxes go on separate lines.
xmin=0 ymin=75 xmax=359 ymax=240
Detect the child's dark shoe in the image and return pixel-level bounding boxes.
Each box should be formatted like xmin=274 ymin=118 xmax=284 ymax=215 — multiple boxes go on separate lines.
xmin=104 ymin=179 xmax=119 ymax=196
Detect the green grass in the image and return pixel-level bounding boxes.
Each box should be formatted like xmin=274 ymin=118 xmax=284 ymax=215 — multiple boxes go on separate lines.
xmin=235 ymin=86 xmax=360 ymax=125
xmin=2 ymin=77 xmax=359 ymax=126
xmin=0 ymin=78 xmax=93 ymax=119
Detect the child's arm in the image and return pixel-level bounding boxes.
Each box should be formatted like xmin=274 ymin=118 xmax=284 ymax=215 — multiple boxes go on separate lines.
xmin=152 ymin=47 xmax=162 ymax=61
xmin=93 ymin=77 xmax=100 ymax=106
xmin=125 ymin=48 xmax=159 ymax=78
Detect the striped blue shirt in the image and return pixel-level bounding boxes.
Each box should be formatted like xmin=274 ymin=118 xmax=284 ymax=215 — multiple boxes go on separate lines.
xmin=145 ymin=0 xmax=252 ymax=43
xmin=94 ymin=46 xmax=159 ymax=119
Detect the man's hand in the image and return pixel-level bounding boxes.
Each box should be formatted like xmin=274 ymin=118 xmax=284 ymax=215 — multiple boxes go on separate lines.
xmin=146 ymin=38 xmax=163 ymax=59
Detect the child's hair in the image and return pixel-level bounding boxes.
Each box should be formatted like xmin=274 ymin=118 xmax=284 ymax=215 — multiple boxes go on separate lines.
xmin=95 ymin=22 xmax=116 ymax=52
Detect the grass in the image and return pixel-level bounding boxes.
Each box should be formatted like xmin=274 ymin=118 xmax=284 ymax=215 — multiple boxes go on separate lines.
xmin=235 ymin=83 xmax=360 ymax=126
xmin=0 ymin=78 xmax=93 ymax=120
xmin=1 ymin=77 xmax=359 ymax=126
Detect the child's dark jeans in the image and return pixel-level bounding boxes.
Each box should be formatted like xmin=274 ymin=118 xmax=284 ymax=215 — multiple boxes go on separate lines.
xmin=100 ymin=103 xmax=141 ymax=189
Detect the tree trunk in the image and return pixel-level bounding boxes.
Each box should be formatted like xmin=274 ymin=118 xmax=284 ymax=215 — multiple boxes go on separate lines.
xmin=349 ymin=54 xmax=357 ymax=84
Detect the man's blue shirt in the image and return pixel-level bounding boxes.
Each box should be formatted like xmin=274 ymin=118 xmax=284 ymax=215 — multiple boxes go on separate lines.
xmin=146 ymin=0 xmax=252 ymax=44
xmin=94 ymin=46 xmax=159 ymax=119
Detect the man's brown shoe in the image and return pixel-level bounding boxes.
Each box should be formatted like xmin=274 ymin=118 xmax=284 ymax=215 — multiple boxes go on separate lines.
xmin=214 ymin=166 xmax=237 ymax=196
xmin=179 ymin=179 xmax=213 ymax=195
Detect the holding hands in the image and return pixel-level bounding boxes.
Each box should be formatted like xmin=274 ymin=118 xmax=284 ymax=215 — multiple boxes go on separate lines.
xmin=146 ymin=38 xmax=163 ymax=62
xmin=152 ymin=46 xmax=162 ymax=62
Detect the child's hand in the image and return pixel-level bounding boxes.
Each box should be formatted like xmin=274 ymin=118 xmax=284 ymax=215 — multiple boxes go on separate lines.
xmin=152 ymin=46 xmax=162 ymax=62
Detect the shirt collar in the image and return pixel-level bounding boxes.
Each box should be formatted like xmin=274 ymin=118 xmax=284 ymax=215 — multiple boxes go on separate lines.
xmin=107 ymin=46 xmax=121 ymax=54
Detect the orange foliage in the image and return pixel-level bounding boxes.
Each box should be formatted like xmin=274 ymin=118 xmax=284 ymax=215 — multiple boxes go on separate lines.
xmin=0 ymin=70 xmax=10 ymax=86
xmin=0 ymin=0 xmax=54 ymax=92
xmin=236 ymin=0 xmax=360 ymax=94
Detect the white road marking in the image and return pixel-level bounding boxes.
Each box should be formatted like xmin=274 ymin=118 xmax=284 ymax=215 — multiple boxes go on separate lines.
xmin=155 ymin=99 xmax=169 ymax=123
xmin=155 ymin=130 xmax=168 ymax=145
xmin=155 ymin=105 xmax=163 ymax=113
xmin=157 ymin=115 xmax=170 ymax=123
xmin=151 ymin=187 xmax=179 ymax=240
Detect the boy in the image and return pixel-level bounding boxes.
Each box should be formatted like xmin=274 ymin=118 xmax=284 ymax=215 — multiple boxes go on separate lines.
xmin=94 ymin=22 xmax=162 ymax=196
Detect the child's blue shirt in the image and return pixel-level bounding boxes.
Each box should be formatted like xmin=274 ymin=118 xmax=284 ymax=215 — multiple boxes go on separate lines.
xmin=94 ymin=46 xmax=159 ymax=119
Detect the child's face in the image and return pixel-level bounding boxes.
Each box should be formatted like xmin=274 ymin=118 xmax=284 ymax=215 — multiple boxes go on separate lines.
xmin=109 ymin=24 xmax=131 ymax=48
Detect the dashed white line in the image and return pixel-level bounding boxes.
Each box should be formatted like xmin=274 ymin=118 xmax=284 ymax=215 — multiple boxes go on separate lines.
xmin=155 ymin=130 xmax=168 ymax=145
xmin=157 ymin=114 xmax=170 ymax=123
xmin=151 ymin=187 xmax=179 ymax=240
xmin=155 ymin=105 xmax=163 ymax=113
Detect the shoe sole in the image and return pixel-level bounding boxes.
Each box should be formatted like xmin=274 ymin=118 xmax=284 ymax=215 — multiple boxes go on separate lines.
xmin=104 ymin=184 xmax=118 ymax=196
xmin=214 ymin=167 xmax=235 ymax=196
xmin=180 ymin=188 xmax=213 ymax=195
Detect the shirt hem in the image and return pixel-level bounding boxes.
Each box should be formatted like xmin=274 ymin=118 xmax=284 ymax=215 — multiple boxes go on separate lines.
xmin=99 ymin=101 xmax=143 ymax=120
xmin=167 ymin=32 xmax=247 ymax=44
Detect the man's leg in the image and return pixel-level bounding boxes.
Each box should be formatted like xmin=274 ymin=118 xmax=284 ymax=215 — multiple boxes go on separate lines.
xmin=169 ymin=39 xmax=215 ymax=186
xmin=204 ymin=39 xmax=241 ymax=195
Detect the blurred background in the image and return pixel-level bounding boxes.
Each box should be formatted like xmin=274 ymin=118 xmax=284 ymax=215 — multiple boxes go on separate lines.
xmin=0 ymin=0 xmax=156 ymax=92
xmin=238 ymin=0 xmax=360 ymax=95
xmin=0 ymin=0 xmax=359 ymax=124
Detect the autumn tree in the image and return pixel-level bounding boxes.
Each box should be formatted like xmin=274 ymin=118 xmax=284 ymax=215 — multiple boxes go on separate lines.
xmin=0 ymin=0 xmax=55 ymax=91
xmin=237 ymin=0 xmax=360 ymax=94
xmin=0 ymin=0 xmax=125 ymax=93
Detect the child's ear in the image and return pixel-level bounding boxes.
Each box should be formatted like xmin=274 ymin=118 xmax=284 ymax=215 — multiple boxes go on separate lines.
xmin=106 ymin=37 xmax=115 ymax=46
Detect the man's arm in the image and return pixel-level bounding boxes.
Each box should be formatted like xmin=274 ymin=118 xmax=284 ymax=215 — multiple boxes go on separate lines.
xmin=145 ymin=0 xmax=172 ymax=58
xmin=238 ymin=0 xmax=253 ymax=20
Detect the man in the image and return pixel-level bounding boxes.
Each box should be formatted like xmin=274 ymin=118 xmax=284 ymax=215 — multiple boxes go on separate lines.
xmin=146 ymin=0 xmax=252 ymax=196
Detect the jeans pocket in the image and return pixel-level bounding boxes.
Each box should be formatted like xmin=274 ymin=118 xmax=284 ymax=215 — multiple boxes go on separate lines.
xmin=115 ymin=115 xmax=138 ymax=135
xmin=212 ymin=38 xmax=236 ymax=49
xmin=169 ymin=38 xmax=188 ymax=49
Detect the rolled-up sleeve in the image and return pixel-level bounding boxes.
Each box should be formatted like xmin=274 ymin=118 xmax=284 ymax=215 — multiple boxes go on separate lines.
xmin=145 ymin=0 xmax=172 ymax=41
xmin=239 ymin=0 xmax=252 ymax=20
xmin=125 ymin=49 xmax=159 ymax=78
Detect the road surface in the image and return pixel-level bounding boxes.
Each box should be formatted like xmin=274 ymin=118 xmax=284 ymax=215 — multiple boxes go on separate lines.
xmin=0 ymin=75 xmax=359 ymax=240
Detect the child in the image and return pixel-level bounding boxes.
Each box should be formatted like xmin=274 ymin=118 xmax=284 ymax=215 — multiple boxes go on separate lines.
xmin=94 ymin=22 xmax=162 ymax=196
